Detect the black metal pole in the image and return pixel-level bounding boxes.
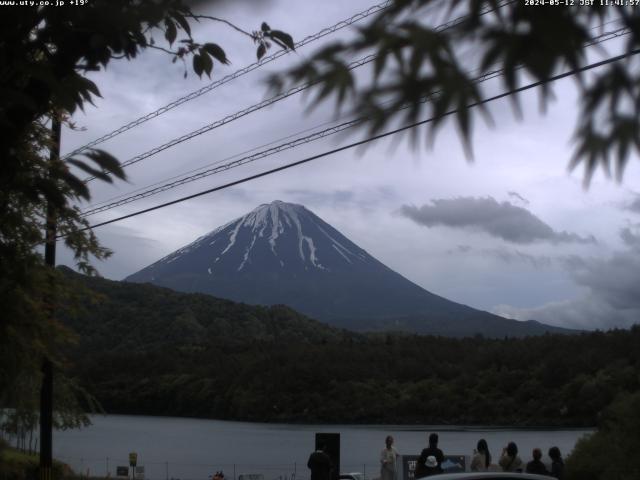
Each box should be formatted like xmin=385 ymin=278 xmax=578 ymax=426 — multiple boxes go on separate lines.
xmin=40 ymin=116 xmax=61 ymax=480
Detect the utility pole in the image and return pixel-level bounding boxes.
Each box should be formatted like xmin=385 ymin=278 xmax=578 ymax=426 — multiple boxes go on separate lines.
xmin=40 ymin=116 xmax=61 ymax=480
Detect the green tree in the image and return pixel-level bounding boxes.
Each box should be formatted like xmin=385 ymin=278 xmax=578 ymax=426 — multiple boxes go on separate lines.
xmin=273 ymin=0 xmax=640 ymax=184
xmin=0 ymin=0 xmax=292 ymax=408
xmin=565 ymin=391 xmax=640 ymax=480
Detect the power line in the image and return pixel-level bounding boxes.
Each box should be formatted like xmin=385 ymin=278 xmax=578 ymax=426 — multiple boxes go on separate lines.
xmin=81 ymin=0 xmax=505 ymax=183
xmin=82 ymin=116 xmax=346 ymax=211
xmin=60 ymin=1 xmax=394 ymax=161
xmin=79 ymin=25 xmax=630 ymax=217
xmin=79 ymin=67 xmax=496 ymax=217
xmin=82 ymin=53 xmax=379 ymax=182
xmin=67 ymin=48 xmax=640 ymax=236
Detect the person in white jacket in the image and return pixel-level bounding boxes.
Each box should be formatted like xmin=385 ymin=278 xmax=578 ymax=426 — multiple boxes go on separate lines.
xmin=380 ymin=435 xmax=399 ymax=480
xmin=470 ymin=439 xmax=492 ymax=471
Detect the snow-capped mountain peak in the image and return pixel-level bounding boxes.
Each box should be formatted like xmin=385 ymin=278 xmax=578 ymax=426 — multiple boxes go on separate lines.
xmin=126 ymin=201 xmax=569 ymax=337
xmin=140 ymin=200 xmax=369 ymax=278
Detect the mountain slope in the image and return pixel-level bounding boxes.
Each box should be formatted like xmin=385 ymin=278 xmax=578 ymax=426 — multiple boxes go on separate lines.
xmin=59 ymin=266 xmax=348 ymax=352
xmin=126 ymin=200 xmax=572 ymax=337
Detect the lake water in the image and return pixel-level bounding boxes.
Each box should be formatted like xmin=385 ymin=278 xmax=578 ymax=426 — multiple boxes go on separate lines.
xmin=52 ymin=415 xmax=591 ymax=480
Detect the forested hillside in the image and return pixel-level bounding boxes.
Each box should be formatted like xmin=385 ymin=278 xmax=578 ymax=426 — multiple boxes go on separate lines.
xmin=60 ymin=267 xmax=350 ymax=351
xmin=62 ymin=269 xmax=640 ymax=426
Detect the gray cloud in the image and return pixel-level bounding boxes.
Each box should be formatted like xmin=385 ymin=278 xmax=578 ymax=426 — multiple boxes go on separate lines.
xmin=283 ymin=189 xmax=355 ymax=205
xmin=569 ymin=251 xmax=640 ymax=311
xmin=482 ymin=247 xmax=553 ymax=268
xmin=620 ymin=226 xmax=640 ymax=250
xmin=494 ymin=228 xmax=640 ymax=330
xmin=446 ymin=244 xmax=473 ymax=254
xmin=626 ymin=195 xmax=640 ymax=214
xmin=446 ymin=244 xmax=553 ymax=268
xmin=508 ymin=191 xmax=530 ymax=205
xmin=400 ymin=196 xmax=596 ymax=244
xmin=494 ymin=297 xmax=638 ymax=330
xmin=283 ymin=186 xmax=398 ymax=210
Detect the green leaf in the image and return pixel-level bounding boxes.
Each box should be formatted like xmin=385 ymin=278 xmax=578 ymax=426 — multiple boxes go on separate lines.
xmin=257 ymin=43 xmax=267 ymax=61
xmin=173 ymin=12 xmax=191 ymax=36
xmin=81 ymin=149 xmax=125 ymax=180
xmin=165 ymin=19 xmax=177 ymax=45
xmin=202 ymin=43 xmax=229 ymax=65
xmin=193 ymin=54 xmax=204 ymax=77
xmin=67 ymin=159 xmax=114 ymax=184
xmin=60 ymin=170 xmax=90 ymax=200
xmin=269 ymin=30 xmax=295 ymax=50
xmin=199 ymin=48 xmax=213 ymax=77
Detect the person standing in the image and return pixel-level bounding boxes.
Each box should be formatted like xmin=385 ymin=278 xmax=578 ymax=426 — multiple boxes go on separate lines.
xmin=470 ymin=439 xmax=491 ymax=472
xmin=526 ymin=448 xmax=550 ymax=475
xmin=308 ymin=443 xmax=332 ymax=480
xmin=415 ymin=433 xmax=444 ymax=478
xmin=380 ymin=435 xmax=399 ymax=480
xmin=499 ymin=442 xmax=523 ymax=473
xmin=548 ymin=446 xmax=564 ymax=479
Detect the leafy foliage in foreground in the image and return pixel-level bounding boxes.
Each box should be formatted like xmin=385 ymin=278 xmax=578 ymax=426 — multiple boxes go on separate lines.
xmin=61 ymin=270 xmax=640 ymax=426
xmin=0 ymin=0 xmax=293 ymax=408
xmin=565 ymin=391 xmax=640 ymax=480
xmin=273 ymin=0 xmax=640 ymax=184
xmin=0 ymin=440 xmax=72 ymax=480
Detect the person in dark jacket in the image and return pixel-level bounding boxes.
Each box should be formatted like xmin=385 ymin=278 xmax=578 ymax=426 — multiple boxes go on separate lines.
xmin=526 ymin=448 xmax=549 ymax=475
xmin=548 ymin=446 xmax=564 ymax=479
xmin=415 ymin=433 xmax=444 ymax=478
xmin=308 ymin=444 xmax=332 ymax=480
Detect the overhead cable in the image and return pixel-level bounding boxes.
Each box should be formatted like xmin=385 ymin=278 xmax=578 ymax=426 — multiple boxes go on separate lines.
xmin=80 ymin=25 xmax=630 ymax=217
xmin=61 ymin=0 xmax=394 ymax=160
xmin=65 ymin=48 xmax=640 ymax=235
xmin=81 ymin=0 xmax=513 ymax=183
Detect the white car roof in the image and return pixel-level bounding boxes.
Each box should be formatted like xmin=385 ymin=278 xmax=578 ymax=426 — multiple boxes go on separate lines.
xmin=427 ymin=474 xmax=554 ymax=480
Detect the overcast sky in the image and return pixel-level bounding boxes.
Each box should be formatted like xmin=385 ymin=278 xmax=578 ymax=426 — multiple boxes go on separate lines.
xmin=59 ymin=0 xmax=640 ymax=331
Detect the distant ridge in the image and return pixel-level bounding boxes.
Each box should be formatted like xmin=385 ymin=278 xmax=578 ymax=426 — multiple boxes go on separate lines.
xmin=126 ymin=200 xmax=574 ymax=337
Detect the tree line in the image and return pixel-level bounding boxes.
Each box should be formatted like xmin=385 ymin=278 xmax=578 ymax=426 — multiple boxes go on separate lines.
xmin=57 ymin=269 xmax=640 ymax=427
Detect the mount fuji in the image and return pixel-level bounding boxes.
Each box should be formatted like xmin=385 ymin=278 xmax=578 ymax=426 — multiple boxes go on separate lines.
xmin=125 ymin=200 xmax=570 ymax=337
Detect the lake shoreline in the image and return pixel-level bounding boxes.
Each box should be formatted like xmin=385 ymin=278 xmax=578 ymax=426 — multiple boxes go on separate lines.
xmin=52 ymin=415 xmax=591 ymax=480
xmin=90 ymin=411 xmax=596 ymax=431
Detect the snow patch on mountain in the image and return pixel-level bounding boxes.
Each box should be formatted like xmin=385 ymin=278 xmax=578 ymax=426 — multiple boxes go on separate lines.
xmin=238 ymin=235 xmax=257 ymax=271
xmin=221 ymin=215 xmax=246 ymax=256
xmin=147 ymin=200 xmax=370 ymax=274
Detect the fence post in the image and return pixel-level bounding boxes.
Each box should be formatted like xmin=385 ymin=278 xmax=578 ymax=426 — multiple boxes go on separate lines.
xmin=233 ymin=463 xmax=236 ymax=480
xmin=294 ymin=462 xmax=297 ymax=480
xmin=363 ymin=464 xmax=366 ymax=480
xmin=166 ymin=461 xmax=169 ymax=480
xmin=107 ymin=457 xmax=110 ymax=477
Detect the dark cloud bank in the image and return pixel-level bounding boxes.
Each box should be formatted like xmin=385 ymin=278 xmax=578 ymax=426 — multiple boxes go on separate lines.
xmin=404 ymin=196 xmax=640 ymax=330
xmin=626 ymin=195 xmax=640 ymax=214
xmin=400 ymin=196 xmax=596 ymax=244
xmin=495 ymin=227 xmax=640 ymax=330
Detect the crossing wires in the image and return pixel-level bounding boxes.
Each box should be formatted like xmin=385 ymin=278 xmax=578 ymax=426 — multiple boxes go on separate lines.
xmin=64 ymin=48 xmax=640 ymax=236
xmin=80 ymin=0 xmax=516 ymax=184
xmin=79 ymin=24 xmax=631 ymax=217
xmin=61 ymin=1 xmax=394 ymax=160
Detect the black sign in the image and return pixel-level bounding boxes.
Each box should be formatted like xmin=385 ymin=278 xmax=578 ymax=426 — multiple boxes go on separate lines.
xmin=401 ymin=455 xmax=466 ymax=480
xmin=315 ymin=432 xmax=340 ymax=480
xmin=117 ymin=466 xmax=129 ymax=477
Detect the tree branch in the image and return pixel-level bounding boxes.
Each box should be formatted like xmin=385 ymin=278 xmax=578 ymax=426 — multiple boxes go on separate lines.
xmin=187 ymin=14 xmax=255 ymax=40
xmin=146 ymin=44 xmax=178 ymax=55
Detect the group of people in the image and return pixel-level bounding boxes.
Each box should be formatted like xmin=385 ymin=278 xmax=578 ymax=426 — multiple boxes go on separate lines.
xmin=379 ymin=433 xmax=565 ymax=479
xmin=470 ymin=438 xmax=564 ymax=478
xmin=308 ymin=433 xmax=565 ymax=480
